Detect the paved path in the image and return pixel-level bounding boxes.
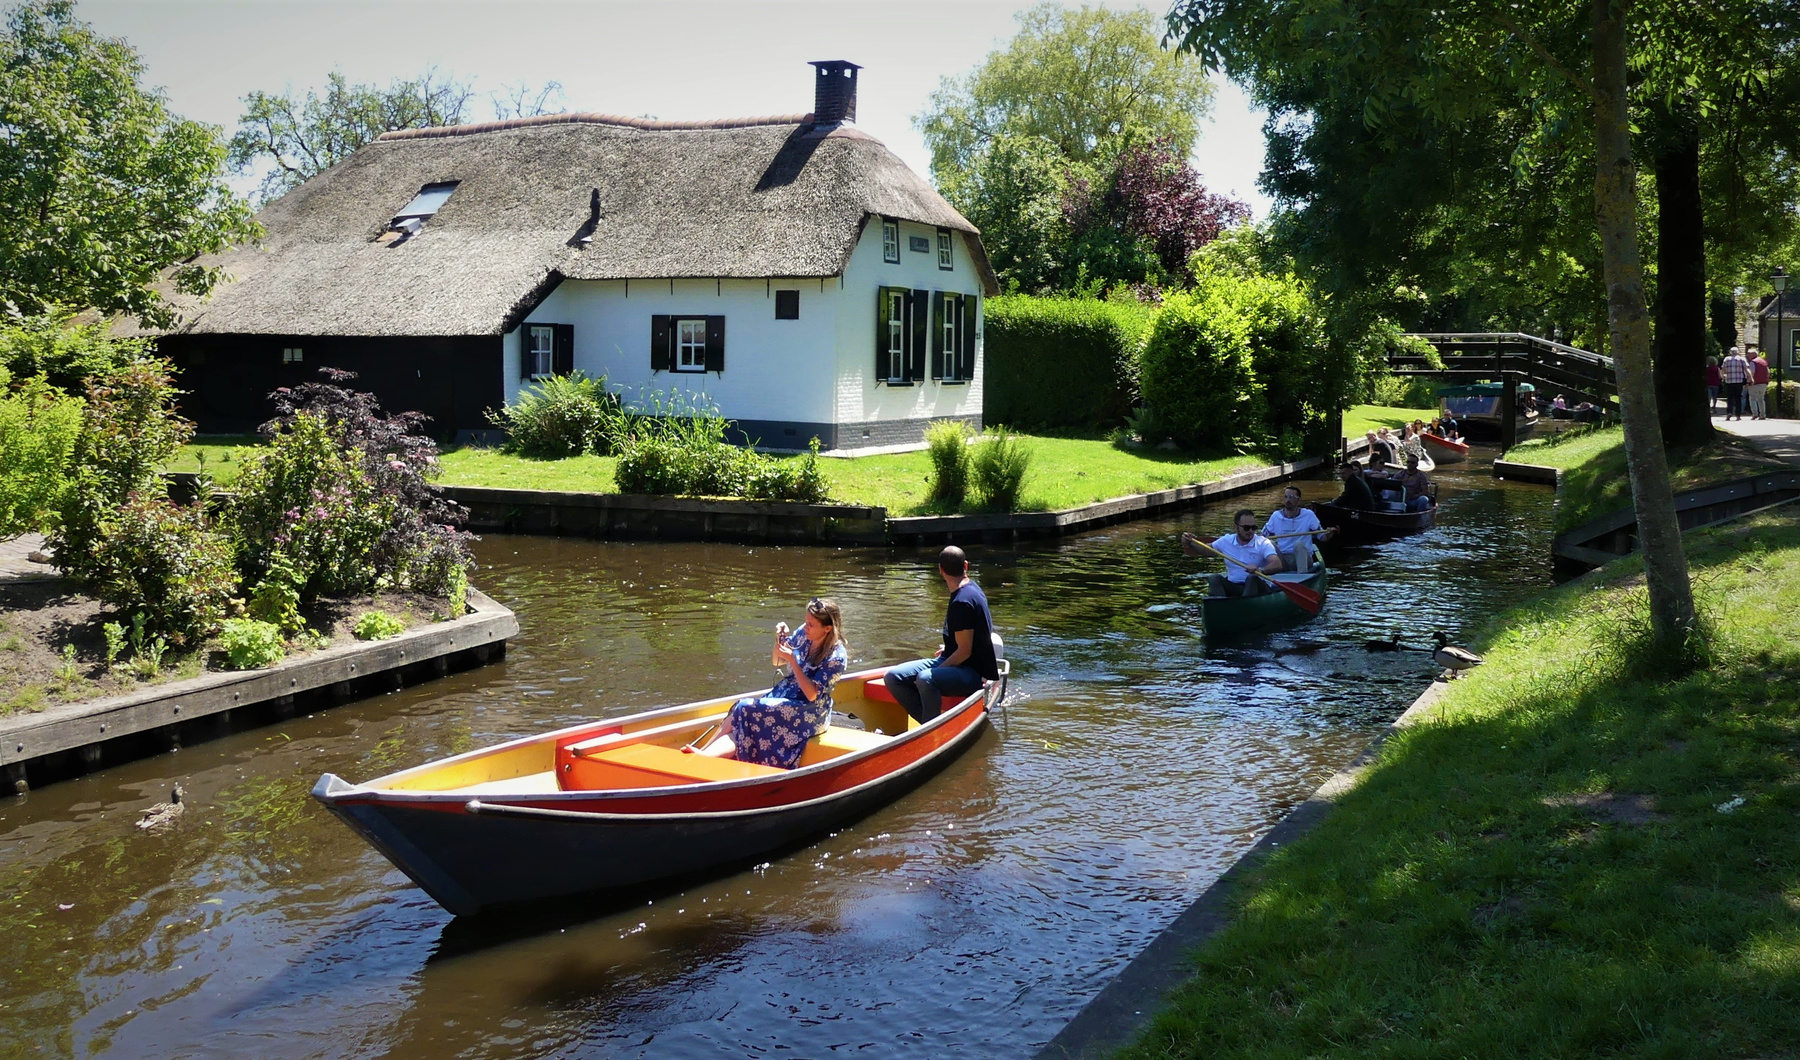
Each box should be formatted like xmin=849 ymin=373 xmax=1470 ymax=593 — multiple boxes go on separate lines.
xmin=0 ymin=533 xmax=56 ymax=584
xmin=1717 ymin=416 xmax=1800 ymax=465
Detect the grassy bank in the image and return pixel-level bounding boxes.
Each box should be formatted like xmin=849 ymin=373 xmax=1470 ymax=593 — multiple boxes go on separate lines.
xmin=1506 ymin=425 xmax=1789 ymax=532
xmin=1342 ymin=403 xmax=1436 ymax=440
xmin=1125 ymin=508 xmax=1800 ymax=1058
xmin=175 ymin=432 xmax=1276 ymax=517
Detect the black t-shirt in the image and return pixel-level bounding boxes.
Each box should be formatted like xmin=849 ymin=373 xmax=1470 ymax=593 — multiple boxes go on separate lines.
xmin=1337 ymin=475 xmax=1377 ymax=511
xmin=942 ymin=581 xmax=999 ymax=680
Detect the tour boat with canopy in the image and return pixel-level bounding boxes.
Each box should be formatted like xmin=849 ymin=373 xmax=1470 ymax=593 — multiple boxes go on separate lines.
xmin=1437 ymin=381 xmax=1539 ymax=441
xmin=313 ymin=654 xmax=1007 ymax=916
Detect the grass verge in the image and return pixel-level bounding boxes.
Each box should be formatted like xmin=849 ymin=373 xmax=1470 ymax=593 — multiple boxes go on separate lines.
xmin=1123 ymin=508 xmax=1800 ymax=1059
xmin=1506 ymin=425 xmax=1790 ymax=532
xmin=1342 ymin=404 xmax=1437 ymax=440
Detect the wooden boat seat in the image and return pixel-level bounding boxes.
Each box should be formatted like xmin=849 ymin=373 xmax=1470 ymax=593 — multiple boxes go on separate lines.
xmin=560 ymin=714 xmax=719 ymax=758
xmin=862 ymin=676 xmax=900 ymax=704
xmin=557 ymin=742 xmax=782 ymax=791
xmin=797 ymin=724 xmax=890 ymax=767
xmin=459 ymin=771 xmax=563 ymax=795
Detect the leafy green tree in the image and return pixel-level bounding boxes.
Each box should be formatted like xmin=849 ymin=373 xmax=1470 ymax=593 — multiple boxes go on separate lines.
xmin=1169 ymin=0 xmax=1726 ymax=650
xmin=229 ymin=68 xmax=477 ymax=201
xmin=937 ymin=133 xmax=1081 ymax=294
xmin=0 ymin=311 xmax=153 ymax=396
xmin=918 ymin=3 xmax=1212 ymax=181
xmin=0 ymin=0 xmax=258 ymax=326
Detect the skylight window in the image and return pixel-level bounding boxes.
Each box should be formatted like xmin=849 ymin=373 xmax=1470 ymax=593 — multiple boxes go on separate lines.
xmin=393 ymin=181 xmax=459 ymax=223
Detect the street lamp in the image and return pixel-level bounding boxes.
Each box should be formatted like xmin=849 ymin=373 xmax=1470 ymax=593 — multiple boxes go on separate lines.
xmin=1775 ymin=266 xmax=1789 ymax=418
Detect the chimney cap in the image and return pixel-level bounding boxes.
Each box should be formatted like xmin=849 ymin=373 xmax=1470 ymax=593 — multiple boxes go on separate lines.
xmin=809 ymin=60 xmax=863 ymax=73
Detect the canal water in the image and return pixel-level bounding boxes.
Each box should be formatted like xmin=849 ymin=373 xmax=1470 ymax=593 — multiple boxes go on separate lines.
xmin=1 ymin=458 xmax=1554 ymax=1058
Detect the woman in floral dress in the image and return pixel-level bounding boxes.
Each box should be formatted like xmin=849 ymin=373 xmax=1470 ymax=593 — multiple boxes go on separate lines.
xmin=701 ymin=598 xmax=848 ymax=769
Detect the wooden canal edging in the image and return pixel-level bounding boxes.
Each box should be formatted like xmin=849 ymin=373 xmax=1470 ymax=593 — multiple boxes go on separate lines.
xmin=1036 ymin=679 xmax=1456 ymax=1059
xmin=1552 ymin=469 xmax=1800 ymax=580
xmin=1492 ymin=458 xmax=1562 ymax=486
xmin=887 ymin=456 xmax=1328 ymax=545
xmin=0 ymin=589 xmax=519 ymax=791
xmin=441 ymin=486 xmax=889 ymax=545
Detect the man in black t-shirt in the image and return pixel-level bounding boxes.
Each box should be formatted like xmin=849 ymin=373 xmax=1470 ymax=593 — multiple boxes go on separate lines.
xmin=883 ymin=545 xmax=998 ymax=722
xmin=1335 ymin=461 xmax=1378 ymax=511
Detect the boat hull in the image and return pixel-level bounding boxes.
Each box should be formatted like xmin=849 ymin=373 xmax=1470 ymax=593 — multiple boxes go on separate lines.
xmin=1420 ymin=433 xmax=1469 ymax=463
xmin=1200 ymin=566 xmax=1328 ymax=636
xmin=313 ymin=674 xmax=993 ymax=916
xmin=1314 ymin=500 xmax=1435 ymax=543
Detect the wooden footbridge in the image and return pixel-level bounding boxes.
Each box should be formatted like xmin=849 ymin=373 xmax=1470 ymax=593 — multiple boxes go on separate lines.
xmin=1389 ymin=333 xmax=1618 ymax=447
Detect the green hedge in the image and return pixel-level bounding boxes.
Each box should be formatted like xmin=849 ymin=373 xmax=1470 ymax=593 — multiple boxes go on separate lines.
xmin=982 ymin=296 xmax=1154 ymax=429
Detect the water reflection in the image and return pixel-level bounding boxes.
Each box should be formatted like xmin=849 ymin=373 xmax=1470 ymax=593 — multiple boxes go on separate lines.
xmin=0 ymin=459 xmax=1555 ymax=1057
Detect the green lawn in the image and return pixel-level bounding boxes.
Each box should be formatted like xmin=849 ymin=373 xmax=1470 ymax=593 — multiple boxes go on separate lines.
xmin=1125 ymin=508 xmax=1800 ymax=1059
xmin=1342 ymin=403 xmax=1437 ymax=440
xmin=1506 ymin=425 xmax=1789 ymax=532
xmin=164 ymin=435 xmax=260 ymax=486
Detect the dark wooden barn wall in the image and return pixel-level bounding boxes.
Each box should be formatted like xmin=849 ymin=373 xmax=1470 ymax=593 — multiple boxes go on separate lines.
xmin=158 ymin=335 xmax=503 ymax=440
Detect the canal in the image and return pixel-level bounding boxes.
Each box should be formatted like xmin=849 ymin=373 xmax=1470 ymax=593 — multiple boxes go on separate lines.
xmin=1 ymin=458 xmax=1554 ymax=1057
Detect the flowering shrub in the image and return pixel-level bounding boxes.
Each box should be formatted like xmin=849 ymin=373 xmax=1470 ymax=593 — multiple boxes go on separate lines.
xmin=87 ymin=493 xmax=237 ymax=646
xmin=219 ymin=618 xmax=285 ymax=670
xmin=232 ymin=369 xmax=473 ymax=600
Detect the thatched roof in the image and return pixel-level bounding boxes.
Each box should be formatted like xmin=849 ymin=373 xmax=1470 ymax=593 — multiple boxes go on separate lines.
xmin=147 ymin=115 xmax=996 ymax=338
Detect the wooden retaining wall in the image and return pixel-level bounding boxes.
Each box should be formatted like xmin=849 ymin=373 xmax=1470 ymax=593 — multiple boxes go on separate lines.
xmin=441 ymin=486 xmax=889 ymax=545
xmin=1492 ymin=459 xmax=1561 ymax=485
xmin=1552 ymin=469 xmax=1800 ymax=580
xmin=0 ymin=589 xmax=518 ymax=790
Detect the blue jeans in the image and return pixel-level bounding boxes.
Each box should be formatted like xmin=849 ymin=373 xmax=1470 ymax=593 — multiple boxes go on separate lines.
xmin=883 ymin=657 xmax=984 ymax=722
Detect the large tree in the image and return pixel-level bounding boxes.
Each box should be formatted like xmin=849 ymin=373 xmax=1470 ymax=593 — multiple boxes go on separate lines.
xmin=918 ymin=3 xmax=1212 ymax=183
xmin=0 ymin=0 xmax=257 ymax=326
xmin=1170 ymin=0 xmax=1725 ymax=650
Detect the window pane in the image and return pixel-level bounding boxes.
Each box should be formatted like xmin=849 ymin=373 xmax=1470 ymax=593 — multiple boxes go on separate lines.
xmin=396 ymin=182 xmax=459 ymax=219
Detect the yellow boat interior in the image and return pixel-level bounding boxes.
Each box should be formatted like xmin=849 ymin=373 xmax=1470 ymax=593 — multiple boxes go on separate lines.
xmin=362 ymin=669 xmax=927 ymax=797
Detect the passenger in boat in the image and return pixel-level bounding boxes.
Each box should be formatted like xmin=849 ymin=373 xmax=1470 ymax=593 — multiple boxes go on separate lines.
xmin=1181 ymin=509 xmax=1281 ymax=597
xmin=1335 ymin=461 xmax=1378 ymax=511
xmin=1262 ymin=485 xmax=1337 ymax=571
xmin=1364 ymin=430 xmax=1396 ymax=467
xmin=701 ymin=597 xmax=849 ymax=769
xmin=883 ymin=546 xmax=999 ymax=723
xmin=1395 ymin=455 xmax=1433 ymax=511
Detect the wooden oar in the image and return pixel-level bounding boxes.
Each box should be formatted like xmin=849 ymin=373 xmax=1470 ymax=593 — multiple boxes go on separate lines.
xmin=1184 ymin=535 xmax=1324 ymax=615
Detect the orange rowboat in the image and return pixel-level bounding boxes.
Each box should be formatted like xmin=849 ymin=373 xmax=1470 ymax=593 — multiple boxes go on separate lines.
xmin=312 ymin=661 xmax=1006 ymax=916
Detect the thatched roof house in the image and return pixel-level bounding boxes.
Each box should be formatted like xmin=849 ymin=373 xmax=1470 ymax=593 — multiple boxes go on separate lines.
xmin=156 ymin=61 xmax=997 ymax=449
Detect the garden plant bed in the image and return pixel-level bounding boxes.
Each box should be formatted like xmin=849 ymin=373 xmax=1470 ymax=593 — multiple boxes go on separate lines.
xmin=0 ymin=578 xmax=453 ymax=715
xmin=0 ymin=587 xmax=517 ymax=789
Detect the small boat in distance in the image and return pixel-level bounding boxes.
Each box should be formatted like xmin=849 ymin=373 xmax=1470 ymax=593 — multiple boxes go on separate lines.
xmin=1199 ymin=553 xmax=1328 ymax=636
xmin=1420 ymin=432 xmax=1469 ymax=463
xmin=1438 ymin=381 xmax=1539 ymax=442
xmin=313 ymin=657 xmax=1006 ymax=916
xmin=1314 ymin=486 xmax=1437 ymax=544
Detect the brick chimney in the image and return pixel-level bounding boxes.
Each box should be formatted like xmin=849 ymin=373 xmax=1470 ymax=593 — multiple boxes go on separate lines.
xmin=809 ymin=61 xmax=861 ymax=125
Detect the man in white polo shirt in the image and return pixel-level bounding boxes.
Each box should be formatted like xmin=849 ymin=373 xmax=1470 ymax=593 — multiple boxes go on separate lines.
xmin=1262 ymin=485 xmax=1337 ymax=571
xmin=1182 ymin=508 xmax=1282 ymax=597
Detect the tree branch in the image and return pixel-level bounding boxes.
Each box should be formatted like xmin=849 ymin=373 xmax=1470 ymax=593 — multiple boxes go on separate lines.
xmin=1487 ymin=10 xmax=1600 ymax=105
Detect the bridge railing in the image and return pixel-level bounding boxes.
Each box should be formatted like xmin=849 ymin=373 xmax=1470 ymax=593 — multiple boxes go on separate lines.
xmin=1389 ymin=332 xmax=1618 ymax=406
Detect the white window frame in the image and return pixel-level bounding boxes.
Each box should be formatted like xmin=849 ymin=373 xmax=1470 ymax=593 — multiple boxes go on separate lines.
xmin=937 ymin=228 xmax=954 ymax=270
xmin=886 ymin=290 xmax=907 ymax=381
xmin=674 ymin=318 xmax=708 ymax=372
xmin=882 ymin=220 xmax=900 ymax=264
xmin=527 ymin=324 xmax=555 ymax=378
xmin=941 ymin=294 xmax=963 ymax=381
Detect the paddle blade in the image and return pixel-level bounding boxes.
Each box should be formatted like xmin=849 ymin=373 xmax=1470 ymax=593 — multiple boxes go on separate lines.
xmin=1275 ymin=579 xmax=1324 ymax=615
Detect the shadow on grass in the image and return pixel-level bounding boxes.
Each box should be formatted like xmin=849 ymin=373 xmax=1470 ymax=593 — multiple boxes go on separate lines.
xmin=1124 ymin=514 xmax=1800 ymax=1058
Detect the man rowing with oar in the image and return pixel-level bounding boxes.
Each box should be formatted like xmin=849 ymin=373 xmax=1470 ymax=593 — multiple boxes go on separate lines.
xmin=1262 ymin=485 xmax=1338 ymax=572
xmin=1181 ymin=509 xmax=1282 ymax=597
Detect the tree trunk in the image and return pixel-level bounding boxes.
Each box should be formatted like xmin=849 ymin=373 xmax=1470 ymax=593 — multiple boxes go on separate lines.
xmin=1591 ymin=0 xmax=1697 ymax=647
xmin=1650 ymin=101 xmax=1712 ymax=447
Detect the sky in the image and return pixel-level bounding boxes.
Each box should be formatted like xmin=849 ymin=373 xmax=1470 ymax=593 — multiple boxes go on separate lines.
xmin=80 ymin=0 xmax=1273 ymax=216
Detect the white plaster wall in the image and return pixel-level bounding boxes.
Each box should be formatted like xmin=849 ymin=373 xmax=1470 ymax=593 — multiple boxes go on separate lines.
xmin=500 ymin=327 xmax=523 ymax=406
xmin=517 ymin=277 xmax=842 ymax=424
xmin=834 ymin=218 xmax=985 ymax=424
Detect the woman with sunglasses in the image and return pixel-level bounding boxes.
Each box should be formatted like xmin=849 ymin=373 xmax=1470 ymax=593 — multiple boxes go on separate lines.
xmin=699 ymin=597 xmax=849 ymax=769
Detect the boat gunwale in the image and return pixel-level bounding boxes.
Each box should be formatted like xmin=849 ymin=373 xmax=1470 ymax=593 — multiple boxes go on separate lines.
xmin=319 ymin=671 xmax=989 ymax=806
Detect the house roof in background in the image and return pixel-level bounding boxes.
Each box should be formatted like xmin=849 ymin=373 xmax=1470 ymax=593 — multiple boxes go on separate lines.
xmin=144 ymin=117 xmax=996 ymax=338
xmin=1759 ymin=292 xmax=1800 ymax=319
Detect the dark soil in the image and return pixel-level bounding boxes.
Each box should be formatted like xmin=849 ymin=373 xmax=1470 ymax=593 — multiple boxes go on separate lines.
xmin=0 ymin=578 xmax=454 ymax=717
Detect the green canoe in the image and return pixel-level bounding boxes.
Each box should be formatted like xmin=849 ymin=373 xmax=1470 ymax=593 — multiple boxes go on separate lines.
xmin=1199 ymin=564 xmax=1329 ymax=637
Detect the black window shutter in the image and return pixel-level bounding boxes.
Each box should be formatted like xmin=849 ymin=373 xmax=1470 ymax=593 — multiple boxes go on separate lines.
xmin=875 ymin=287 xmax=891 ymax=382
xmin=520 ymin=328 xmax=535 ymax=380
xmin=704 ymin=315 xmax=725 ymax=372
xmin=553 ymin=324 xmax=575 ymax=375
xmin=960 ymin=295 xmax=978 ymax=379
xmin=651 ymin=315 xmax=670 ymax=371
xmin=930 ymin=292 xmax=946 ymax=380
xmin=909 ymin=288 xmax=929 ymax=381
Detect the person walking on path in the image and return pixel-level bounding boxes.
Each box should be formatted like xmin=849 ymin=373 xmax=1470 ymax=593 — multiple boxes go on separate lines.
xmin=1721 ymin=347 xmax=1751 ymax=421
xmin=883 ymin=546 xmax=998 ymax=723
xmin=1748 ymin=348 xmax=1771 ymax=420
xmin=1706 ymin=356 xmax=1722 ymax=415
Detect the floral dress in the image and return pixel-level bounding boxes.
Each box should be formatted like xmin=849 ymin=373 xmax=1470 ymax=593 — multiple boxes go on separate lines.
xmin=727 ymin=630 xmax=848 ymax=769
